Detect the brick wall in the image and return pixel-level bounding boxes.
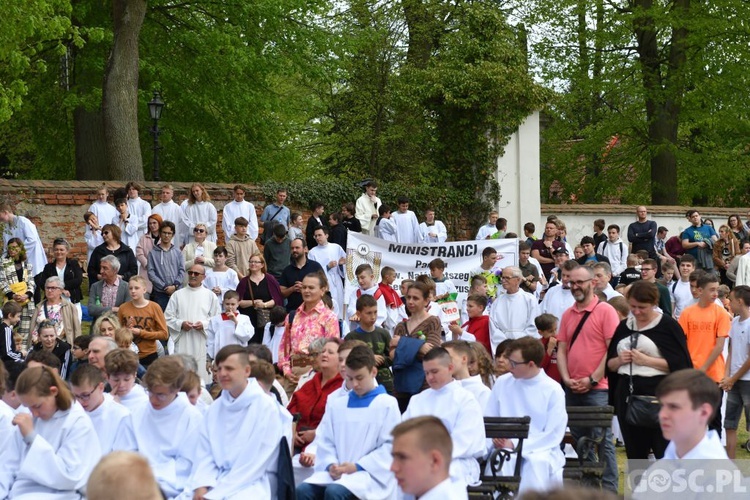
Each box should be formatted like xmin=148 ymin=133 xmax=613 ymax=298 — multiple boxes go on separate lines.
xmin=0 ymin=180 xmax=275 ymax=266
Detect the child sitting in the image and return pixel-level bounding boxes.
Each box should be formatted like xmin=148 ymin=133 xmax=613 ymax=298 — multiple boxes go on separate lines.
xmin=105 ymin=348 xmax=148 ymax=412
xmin=535 ymin=313 xmax=560 ymax=383
xmin=206 ymin=290 xmax=253 ymax=368
xmin=344 ymin=295 xmax=393 ymax=393
xmin=1 ymin=301 xmax=23 ymax=368
xmin=204 ymin=246 xmax=239 ymax=301
xmin=444 ymin=340 xmax=491 ymax=408
xmin=69 ymin=334 xmax=92 ymax=375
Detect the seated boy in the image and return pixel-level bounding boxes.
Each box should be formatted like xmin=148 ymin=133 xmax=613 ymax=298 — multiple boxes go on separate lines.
xmin=70 ymin=364 xmax=137 ymax=454
xmin=402 ymin=347 xmax=486 ymax=487
xmin=105 ymin=348 xmax=148 ymax=412
xmin=443 ymin=340 xmax=491 ymax=409
xmin=206 ymin=290 xmax=253 ymax=368
xmin=69 ymin=334 xmax=92 ymax=375
xmin=345 ymin=264 xmax=386 ymax=333
xmin=344 ymin=295 xmax=393 ymax=393
xmin=297 ymin=345 xmax=400 ymax=500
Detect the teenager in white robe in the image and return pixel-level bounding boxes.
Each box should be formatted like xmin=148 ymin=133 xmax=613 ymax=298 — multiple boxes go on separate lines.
xmin=419 ymin=219 xmax=448 ymax=243
xmin=299 ymin=345 xmax=400 ymax=500
xmin=9 ymin=366 xmax=102 ymax=500
xmin=165 ymin=266 xmax=221 ymax=383
xmin=222 ymin=193 xmax=259 ymax=241
xmin=375 ymin=216 xmax=398 ymax=242
xmin=127 ymin=190 xmax=152 ymax=241
xmin=345 ymin=284 xmax=387 ymax=333
xmin=152 ymin=190 xmax=185 ymax=246
xmin=133 ymin=380 xmax=203 ymax=499
xmin=391 ymin=203 xmax=422 ymax=244
xmin=204 ymin=267 xmax=239 ymax=301
xmin=488 ymin=271 xmax=539 ymax=354
xmin=112 ymin=211 xmax=140 ymax=252
xmin=189 ymin=348 xmax=284 ymax=499
xmin=308 ymin=234 xmax=346 ymax=320
xmin=402 ymin=349 xmax=486 ymax=487
xmin=117 ymin=383 xmax=149 ymax=412
xmin=539 ymin=283 xmax=575 ymax=322
xmin=205 ymin=309 xmax=253 ymax=361
xmin=484 ymin=337 xmax=567 ymax=493
xmin=0 ymin=394 xmax=18 ymax=498
xmin=88 ymin=196 xmax=118 ymax=230
xmin=443 ymin=341 xmax=492 ymax=410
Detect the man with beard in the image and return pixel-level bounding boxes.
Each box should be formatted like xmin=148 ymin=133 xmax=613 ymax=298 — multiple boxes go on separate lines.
xmin=279 ymin=238 xmax=324 ymax=319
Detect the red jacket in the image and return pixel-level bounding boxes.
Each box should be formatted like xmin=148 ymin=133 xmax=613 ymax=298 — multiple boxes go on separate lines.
xmin=540 ymin=337 xmax=561 ymax=383
xmin=286 ymin=371 xmax=343 ymax=431
xmin=463 ymin=315 xmax=491 ymax=354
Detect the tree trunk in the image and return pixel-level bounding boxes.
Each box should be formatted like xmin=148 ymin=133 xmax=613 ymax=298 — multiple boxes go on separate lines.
xmin=102 ymin=0 xmax=146 ymax=181
xmin=74 ymin=107 xmax=108 ymax=179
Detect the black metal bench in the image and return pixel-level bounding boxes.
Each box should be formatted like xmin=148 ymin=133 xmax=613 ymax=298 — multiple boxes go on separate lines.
xmin=562 ymin=405 xmax=614 ymax=488
xmin=468 ymin=416 xmax=531 ymax=499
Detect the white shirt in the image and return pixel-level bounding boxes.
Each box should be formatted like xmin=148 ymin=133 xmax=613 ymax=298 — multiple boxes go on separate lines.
xmin=488 ymin=290 xmax=539 ymax=354
xmin=729 ymin=316 xmax=750 ymax=381
xmin=392 ymin=210 xmax=423 ymax=244
xmin=540 ymin=285 xmax=575 ymax=322
xmin=419 ymin=221 xmax=448 ymax=243
xmin=671 ymin=279 xmax=694 ymax=319
xmin=222 ymin=199 xmax=259 ymax=240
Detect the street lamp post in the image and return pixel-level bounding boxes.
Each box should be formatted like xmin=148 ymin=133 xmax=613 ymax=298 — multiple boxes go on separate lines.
xmin=148 ymin=91 xmax=165 ymax=181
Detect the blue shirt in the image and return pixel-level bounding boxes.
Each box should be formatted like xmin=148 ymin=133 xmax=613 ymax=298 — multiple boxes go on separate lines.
xmin=681 ymin=224 xmax=717 ymax=258
xmin=260 ymin=203 xmax=290 ymax=229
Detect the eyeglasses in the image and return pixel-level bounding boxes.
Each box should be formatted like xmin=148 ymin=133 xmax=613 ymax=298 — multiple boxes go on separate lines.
xmin=102 ymin=231 xmax=110 ymax=235
xmin=187 ymin=271 xmax=204 ymax=276
xmin=508 ymin=358 xmax=531 ymax=369
xmin=500 ymin=276 xmax=519 ymax=281
xmin=569 ymin=279 xmax=592 ymax=287
xmin=147 ymin=390 xmax=176 ymax=402
xmin=193 ymin=228 xmax=206 ymax=233
xmin=74 ymin=389 xmax=96 ymax=402
xmin=45 ymin=286 xmax=61 ymax=290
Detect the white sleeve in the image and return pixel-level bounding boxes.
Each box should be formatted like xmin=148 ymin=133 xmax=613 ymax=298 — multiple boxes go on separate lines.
xmin=247 ymin=204 xmax=259 ymax=240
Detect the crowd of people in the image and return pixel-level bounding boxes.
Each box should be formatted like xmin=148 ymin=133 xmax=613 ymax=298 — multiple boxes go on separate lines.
xmin=0 ymin=180 xmax=747 ymax=499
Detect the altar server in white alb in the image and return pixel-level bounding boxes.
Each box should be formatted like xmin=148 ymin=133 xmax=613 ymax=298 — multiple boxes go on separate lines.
xmin=402 ymin=347 xmax=486 ymax=488
xmin=182 ymin=183 xmax=218 ymax=244
xmin=152 ymin=184 xmax=185 ymax=245
xmin=443 ymin=340 xmax=491 ymax=409
xmin=419 ymin=209 xmax=448 ymax=243
xmin=126 ymin=181 xmax=153 ymax=241
xmin=391 ymin=197 xmax=423 ymax=244
xmin=298 ymin=345 xmax=400 ymax=500
xmin=222 ymin=184 xmax=259 ymax=241
xmin=0 ymin=203 xmax=48 ymax=279
xmin=88 ymin=184 xmax=119 ymax=228
xmin=189 ymin=345 xmax=284 ymax=499
xmin=391 ymin=416 xmax=470 ymax=500
xmin=488 ymin=266 xmax=539 ymax=354
xmin=0 ymin=364 xmax=19 ymax=497
xmin=206 ymin=290 xmax=253 ymax=363
xmin=70 ymin=363 xmax=137 ymax=455
xmin=308 ymin=227 xmax=346 ymax=320
xmin=132 ymin=356 xmax=203 ymax=499
xmin=8 ymin=365 xmax=102 ymax=499
xmin=485 ymin=337 xmax=567 ymax=493
xmin=165 ymin=264 xmax=221 ymax=383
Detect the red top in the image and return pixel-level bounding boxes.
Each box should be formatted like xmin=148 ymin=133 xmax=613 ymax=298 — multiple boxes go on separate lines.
xmin=286 ymin=371 xmax=343 ymax=432
xmin=378 ymin=283 xmax=401 ymax=309
xmin=540 ymin=337 xmax=561 ymax=383
xmin=464 ymin=315 xmax=491 ymax=354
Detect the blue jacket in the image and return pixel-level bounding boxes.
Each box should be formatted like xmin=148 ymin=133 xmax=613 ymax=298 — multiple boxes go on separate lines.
xmin=393 ymin=336 xmax=426 ymax=395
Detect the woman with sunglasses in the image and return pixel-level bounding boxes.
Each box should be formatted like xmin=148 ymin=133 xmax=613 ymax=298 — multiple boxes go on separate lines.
xmin=86 ymin=223 xmax=138 ymax=285
xmin=181 ymin=183 xmax=217 ymax=244
xmin=36 ymin=238 xmax=84 ymax=319
xmin=0 ymin=238 xmax=36 ymax=346
xmin=182 ymin=223 xmax=217 ymax=277
xmin=606 ymin=280 xmax=692 ymax=460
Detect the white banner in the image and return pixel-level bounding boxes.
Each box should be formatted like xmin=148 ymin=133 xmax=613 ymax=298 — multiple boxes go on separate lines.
xmin=344 ymin=231 xmax=518 ymax=302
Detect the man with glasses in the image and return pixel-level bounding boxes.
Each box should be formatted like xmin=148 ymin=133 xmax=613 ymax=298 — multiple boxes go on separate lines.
xmin=70 ymin=363 xmax=137 ymax=454
xmin=556 ymin=265 xmax=620 ymax=493
xmin=147 ymin=221 xmax=185 ymax=311
xmin=488 ymin=266 xmax=539 ymax=355
xmin=165 ymin=264 xmax=220 ymax=383
xmin=485 ymin=336 xmax=566 ymax=493
xmin=639 ymin=258 xmax=673 ymax=316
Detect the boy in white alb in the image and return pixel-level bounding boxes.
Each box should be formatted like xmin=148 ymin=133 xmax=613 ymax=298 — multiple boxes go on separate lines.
xmin=222 ymin=184 xmax=259 ymax=241
xmin=374 ymin=204 xmax=398 ymax=243
xmin=391 ymin=197 xmax=422 ymax=244
xmin=484 ymin=337 xmax=566 ymax=493
xmin=346 ymin=264 xmax=387 ymax=333
xmin=720 ymin=285 xmax=750 ymax=458
xmin=204 ymin=246 xmax=239 ymax=301
xmin=297 ymin=345 xmax=400 ymax=500
xmin=126 ymin=181 xmax=152 ymax=240
xmin=70 ymin=364 xmax=137 ymax=454
xmin=402 ymin=347 xmax=486 ymax=488
xmin=113 ymin=197 xmax=140 ymax=251
xmin=206 ymin=290 xmax=253 ymax=366
xmin=189 ymin=345 xmax=284 ymax=499
xmin=443 ymin=340 xmax=491 ymax=409
xmin=105 ymin=348 xmax=149 ymax=413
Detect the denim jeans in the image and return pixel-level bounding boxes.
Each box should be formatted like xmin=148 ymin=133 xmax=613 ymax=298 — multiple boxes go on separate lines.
xmin=296 ymin=483 xmax=355 ymax=500
xmin=565 ymin=388 xmax=618 ymax=493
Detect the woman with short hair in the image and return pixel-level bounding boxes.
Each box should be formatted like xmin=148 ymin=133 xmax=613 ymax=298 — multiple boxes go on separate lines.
xmin=29 ymin=276 xmax=82 ymax=346
xmin=0 ymin=237 xmax=36 ymax=345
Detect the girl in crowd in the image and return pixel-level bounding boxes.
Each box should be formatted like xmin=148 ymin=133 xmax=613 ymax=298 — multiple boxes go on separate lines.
xmin=714 ymin=224 xmax=740 ymax=287
xmin=136 ymin=213 xmax=164 ymax=296
xmin=182 ymin=183 xmax=218 ymax=244
xmin=468 ymin=341 xmax=496 ymax=389
xmin=9 ymin=365 xmax=100 ymax=498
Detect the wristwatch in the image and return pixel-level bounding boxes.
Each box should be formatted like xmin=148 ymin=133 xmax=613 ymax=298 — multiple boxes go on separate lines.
xmin=589 ymin=376 xmax=599 ymax=387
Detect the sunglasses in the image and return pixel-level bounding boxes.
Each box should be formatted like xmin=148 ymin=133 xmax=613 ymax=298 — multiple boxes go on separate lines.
xmin=102 ymin=231 xmax=110 ymax=235
xmin=193 ymin=229 xmax=206 ymax=233
xmin=187 ymin=271 xmax=204 ymax=276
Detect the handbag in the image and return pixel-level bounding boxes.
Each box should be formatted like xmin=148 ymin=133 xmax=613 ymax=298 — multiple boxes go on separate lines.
xmin=624 ymin=332 xmax=661 ymax=429
xmin=248 ymin=280 xmax=271 ymax=327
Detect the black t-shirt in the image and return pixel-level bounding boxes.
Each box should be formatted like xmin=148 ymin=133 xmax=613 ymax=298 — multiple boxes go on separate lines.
xmin=619 ymin=267 xmax=642 ymax=286
xmin=278 ymin=259 xmax=324 ymax=311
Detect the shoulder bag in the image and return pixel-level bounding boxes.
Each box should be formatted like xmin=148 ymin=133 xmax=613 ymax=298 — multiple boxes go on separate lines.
xmin=624 ymin=332 xmax=661 ymax=428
